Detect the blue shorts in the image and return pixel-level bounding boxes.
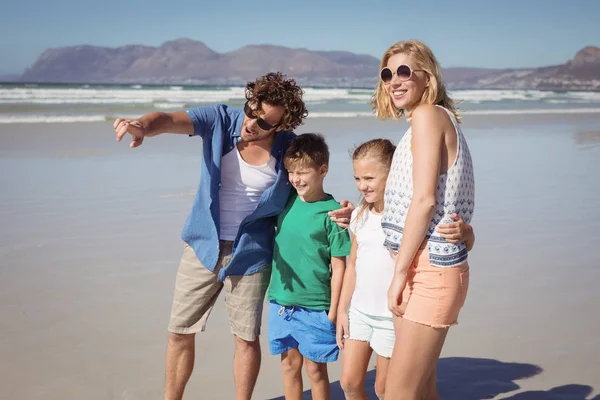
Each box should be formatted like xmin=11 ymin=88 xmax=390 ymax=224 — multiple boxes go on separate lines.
xmin=268 ymin=301 xmax=339 ymax=363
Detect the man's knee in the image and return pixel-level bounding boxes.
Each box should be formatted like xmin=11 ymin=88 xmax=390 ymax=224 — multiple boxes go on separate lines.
xmin=168 ymin=332 xmax=195 ymax=349
xmin=234 ymin=335 xmax=261 ymax=353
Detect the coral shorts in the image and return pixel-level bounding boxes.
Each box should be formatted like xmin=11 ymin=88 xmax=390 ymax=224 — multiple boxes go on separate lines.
xmin=399 ymin=249 xmax=470 ymax=328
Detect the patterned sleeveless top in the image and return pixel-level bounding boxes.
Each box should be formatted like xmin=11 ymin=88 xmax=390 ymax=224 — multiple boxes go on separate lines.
xmin=382 ymin=106 xmax=475 ymax=267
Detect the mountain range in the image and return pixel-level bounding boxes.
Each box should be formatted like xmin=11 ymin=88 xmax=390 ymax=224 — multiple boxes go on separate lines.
xmin=15 ymin=39 xmax=600 ymax=90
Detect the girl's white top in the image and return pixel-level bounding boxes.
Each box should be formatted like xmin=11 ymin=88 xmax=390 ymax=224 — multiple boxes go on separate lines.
xmin=382 ymin=106 xmax=475 ymax=267
xmin=349 ymin=207 xmax=395 ymax=317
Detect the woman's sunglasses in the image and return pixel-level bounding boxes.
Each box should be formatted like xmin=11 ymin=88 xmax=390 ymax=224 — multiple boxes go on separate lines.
xmin=380 ymin=64 xmax=424 ymax=84
xmin=243 ymin=101 xmax=280 ymax=131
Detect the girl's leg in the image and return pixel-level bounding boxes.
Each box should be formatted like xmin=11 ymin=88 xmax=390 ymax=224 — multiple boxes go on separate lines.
xmin=384 ymin=317 xmax=449 ymax=400
xmin=303 ymin=359 xmax=330 ymax=400
xmin=339 ymin=339 xmax=373 ymax=400
xmin=374 ymin=354 xmax=391 ymax=399
xmin=280 ymin=349 xmax=304 ymax=400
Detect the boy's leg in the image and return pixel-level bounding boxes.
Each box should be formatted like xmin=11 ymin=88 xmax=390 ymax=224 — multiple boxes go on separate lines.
xmin=223 ymin=262 xmax=271 ymax=400
xmin=293 ymin=308 xmax=338 ymax=400
xmin=166 ymin=244 xmax=224 ymax=400
xmin=281 ymin=349 xmax=304 ymax=400
xmin=303 ymin=359 xmax=330 ymax=400
xmin=268 ymin=302 xmax=302 ymax=400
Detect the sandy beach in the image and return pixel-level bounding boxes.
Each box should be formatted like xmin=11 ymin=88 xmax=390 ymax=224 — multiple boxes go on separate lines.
xmin=1 ymin=113 xmax=600 ymax=399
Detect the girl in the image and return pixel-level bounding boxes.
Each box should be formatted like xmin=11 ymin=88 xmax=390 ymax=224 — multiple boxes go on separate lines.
xmin=374 ymin=40 xmax=475 ymax=399
xmin=336 ymin=139 xmax=474 ymax=399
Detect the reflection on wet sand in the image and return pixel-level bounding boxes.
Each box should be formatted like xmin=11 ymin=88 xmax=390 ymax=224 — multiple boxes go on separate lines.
xmin=573 ymin=129 xmax=600 ymax=148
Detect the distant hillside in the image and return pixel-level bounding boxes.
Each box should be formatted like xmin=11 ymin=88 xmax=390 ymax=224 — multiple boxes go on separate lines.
xmin=19 ymin=39 xmax=600 ymax=90
xmin=446 ymin=47 xmax=600 ymax=90
xmin=20 ymin=39 xmax=381 ymax=87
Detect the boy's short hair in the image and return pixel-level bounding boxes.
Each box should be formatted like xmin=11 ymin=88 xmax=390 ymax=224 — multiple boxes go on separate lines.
xmin=284 ymin=133 xmax=330 ymax=170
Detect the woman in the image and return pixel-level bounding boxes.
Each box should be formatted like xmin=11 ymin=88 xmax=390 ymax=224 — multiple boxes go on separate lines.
xmin=373 ymin=40 xmax=475 ymax=399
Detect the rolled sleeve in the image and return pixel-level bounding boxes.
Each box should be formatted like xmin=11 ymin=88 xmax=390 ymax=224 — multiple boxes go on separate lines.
xmin=186 ymin=106 xmax=218 ymax=137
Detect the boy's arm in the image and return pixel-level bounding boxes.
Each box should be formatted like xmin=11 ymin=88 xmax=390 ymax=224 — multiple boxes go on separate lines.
xmin=328 ymin=256 xmax=346 ymax=324
xmin=335 ymin=236 xmax=357 ymax=349
xmin=337 ymin=236 xmax=357 ymax=316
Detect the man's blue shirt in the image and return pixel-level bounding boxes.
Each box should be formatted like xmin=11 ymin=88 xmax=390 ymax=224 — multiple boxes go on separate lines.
xmin=181 ymin=104 xmax=295 ymax=281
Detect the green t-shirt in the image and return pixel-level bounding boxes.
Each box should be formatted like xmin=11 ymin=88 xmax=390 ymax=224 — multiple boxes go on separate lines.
xmin=268 ymin=193 xmax=351 ymax=310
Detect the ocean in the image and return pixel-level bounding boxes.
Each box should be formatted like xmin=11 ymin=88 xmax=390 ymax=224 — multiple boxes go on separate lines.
xmin=2 ymin=83 xmax=600 ymax=124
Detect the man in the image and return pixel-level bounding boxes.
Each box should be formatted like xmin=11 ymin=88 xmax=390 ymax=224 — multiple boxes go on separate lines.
xmin=113 ymin=72 xmax=353 ymax=400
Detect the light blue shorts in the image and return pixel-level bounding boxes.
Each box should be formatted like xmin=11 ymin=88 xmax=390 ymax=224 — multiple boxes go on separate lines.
xmin=268 ymin=301 xmax=339 ymax=363
xmin=348 ymin=306 xmax=395 ymax=358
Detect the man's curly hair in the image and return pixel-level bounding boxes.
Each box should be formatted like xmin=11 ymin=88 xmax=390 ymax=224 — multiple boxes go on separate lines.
xmin=245 ymin=72 xmax=308 ymax=131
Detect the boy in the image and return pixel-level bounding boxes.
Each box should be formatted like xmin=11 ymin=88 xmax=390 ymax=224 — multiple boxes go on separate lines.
xmin=267 ymin=133 xmax=351 ymax=400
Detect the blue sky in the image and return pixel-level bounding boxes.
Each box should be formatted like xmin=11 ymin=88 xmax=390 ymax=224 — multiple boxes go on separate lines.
xmin=2 ymin=0 xmax=599 ymax=75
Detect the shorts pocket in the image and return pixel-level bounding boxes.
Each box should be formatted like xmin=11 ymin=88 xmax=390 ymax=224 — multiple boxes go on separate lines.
xmin=316 ymin=310 xmax=336 ymax=330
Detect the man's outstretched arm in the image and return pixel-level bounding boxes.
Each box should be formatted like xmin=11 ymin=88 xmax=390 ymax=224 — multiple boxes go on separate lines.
xmin=114 ymin=111 xmax=194 ymax=148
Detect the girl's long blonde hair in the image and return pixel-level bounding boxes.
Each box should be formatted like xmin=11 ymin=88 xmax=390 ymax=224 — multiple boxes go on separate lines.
xmin=351 ymin=139 xmax=396 ymax=225
xmin=371 ymin=40 xmax=460 ymax=122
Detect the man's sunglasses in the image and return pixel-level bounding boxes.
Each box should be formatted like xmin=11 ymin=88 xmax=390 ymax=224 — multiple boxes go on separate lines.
xmin=380 ymin=64 xmax=424 ymax=84
xmin=243 ymin=101 xmax=280 ymax=131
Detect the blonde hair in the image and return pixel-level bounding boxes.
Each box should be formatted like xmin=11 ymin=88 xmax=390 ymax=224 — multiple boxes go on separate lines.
xmin=351 ymin=139 xmax=396 ymax=225
xmin=371 ymin=40 xmax=460 ymax=122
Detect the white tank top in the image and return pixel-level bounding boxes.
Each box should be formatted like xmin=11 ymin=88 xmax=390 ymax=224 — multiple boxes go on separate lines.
xmin=219 ymin=145 xmax=277 ymax=240
xmin=382 ymin=106 xmax=475 ymax=267
xmin=349 ymin=207 xmax=395 ymax=317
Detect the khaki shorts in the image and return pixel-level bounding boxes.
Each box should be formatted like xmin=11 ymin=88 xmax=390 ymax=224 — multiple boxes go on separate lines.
xmin=168 ymin=241 xmax=271 ymax=341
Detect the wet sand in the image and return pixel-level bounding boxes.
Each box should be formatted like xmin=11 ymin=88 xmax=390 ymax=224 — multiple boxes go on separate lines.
xmin=1 ymin=113 xmax=599 ymax=399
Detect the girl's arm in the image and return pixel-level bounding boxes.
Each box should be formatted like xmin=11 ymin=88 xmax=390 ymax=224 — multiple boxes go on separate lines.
xmin=388 ymin=105 xmax=446 ymax=316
